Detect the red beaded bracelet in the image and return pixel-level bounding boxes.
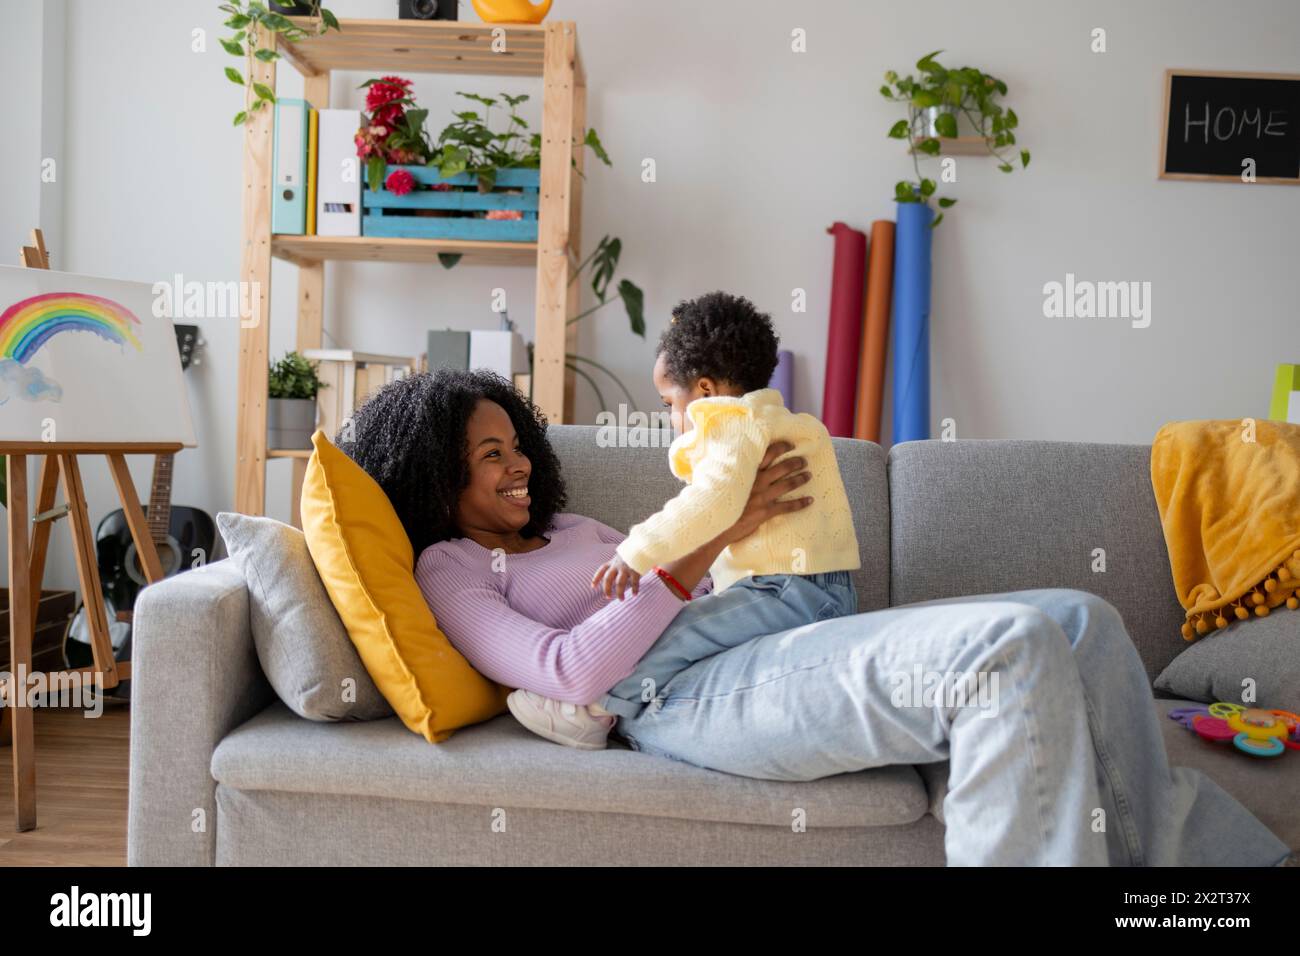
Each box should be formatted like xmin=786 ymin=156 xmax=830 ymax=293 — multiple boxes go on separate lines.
xmin=652 ymin=566 xmax=692 ymax=601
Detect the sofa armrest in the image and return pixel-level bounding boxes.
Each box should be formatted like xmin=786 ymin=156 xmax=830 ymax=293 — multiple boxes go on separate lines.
xmin=127 ymin=559 xmax=275 ymax=866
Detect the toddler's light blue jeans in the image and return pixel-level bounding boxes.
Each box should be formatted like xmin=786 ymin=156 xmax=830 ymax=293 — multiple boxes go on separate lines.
xmin=613 ymin=587 xmax=1291 ymax=867
xmin=598 ymin=571 xmax=857 ymax=720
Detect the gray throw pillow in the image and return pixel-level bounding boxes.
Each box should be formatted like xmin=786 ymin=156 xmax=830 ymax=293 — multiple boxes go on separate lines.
xmin=217 ymin=512 xmax=393 ymax=721
xmin=1154 ymin=609 xmax=1300 ymax=713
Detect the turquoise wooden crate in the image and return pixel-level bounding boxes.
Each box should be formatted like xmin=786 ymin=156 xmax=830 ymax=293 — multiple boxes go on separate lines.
xmin=362 ymin=165 xmax=540 ymax=241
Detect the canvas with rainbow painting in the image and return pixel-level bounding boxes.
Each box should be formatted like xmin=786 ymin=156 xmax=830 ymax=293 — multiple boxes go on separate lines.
xmin=0 ymin=265 xmax=195 ymax=446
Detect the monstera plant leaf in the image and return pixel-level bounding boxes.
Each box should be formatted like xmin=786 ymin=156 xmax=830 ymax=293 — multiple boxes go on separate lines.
xmin=589 ymin=235 xmax=620 ymax=302
xmin=617 ymin=279 xmax=644 ymax=337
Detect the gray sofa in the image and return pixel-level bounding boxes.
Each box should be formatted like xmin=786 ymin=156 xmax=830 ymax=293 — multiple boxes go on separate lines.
xmin=127 ymin=427 xmax=1299 ymax=865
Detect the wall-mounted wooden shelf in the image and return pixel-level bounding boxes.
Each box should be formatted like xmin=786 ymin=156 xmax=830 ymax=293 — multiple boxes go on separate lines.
xmin=236 ymin=17 xmax=587 ymax=521
xmin=909 ymin=135 xmax=995 ymax=156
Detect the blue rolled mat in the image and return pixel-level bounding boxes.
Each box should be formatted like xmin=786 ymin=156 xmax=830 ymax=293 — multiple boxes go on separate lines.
xmin=891 ymin=202 xmax=933 ymax=444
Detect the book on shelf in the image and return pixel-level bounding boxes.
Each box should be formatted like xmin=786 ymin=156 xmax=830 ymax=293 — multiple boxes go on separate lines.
xmin=305 ymin=107 xmax=319 ymax=236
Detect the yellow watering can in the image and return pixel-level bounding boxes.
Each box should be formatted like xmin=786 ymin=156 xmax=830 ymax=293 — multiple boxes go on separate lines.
xmin=471 ymin=0 xmax=552 ymax=24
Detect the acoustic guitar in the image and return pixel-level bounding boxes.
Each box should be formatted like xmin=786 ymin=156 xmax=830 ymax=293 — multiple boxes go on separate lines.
xmin=62 ymin=326 xmax=216 ymax=697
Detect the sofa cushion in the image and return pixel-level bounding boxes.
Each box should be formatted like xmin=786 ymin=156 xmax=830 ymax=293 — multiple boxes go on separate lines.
xmin=545 ymin=425 xmax=890 ymax=613
xmin=1154 ymin=610 xmax=1300 ymax=714
xmin=217 ymin=511 xmax=393 ymax=721
xmin=888 ymin=440 xmax=1187 ymax=682
xmin=300 ymin=429 xmax=510 ymax=743
xmin=211 ymin=701 xmax=930 ymax=830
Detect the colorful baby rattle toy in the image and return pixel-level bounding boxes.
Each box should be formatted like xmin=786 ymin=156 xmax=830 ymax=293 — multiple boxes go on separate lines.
xmin=1167 ymin=702 xmax=1300 ymax=758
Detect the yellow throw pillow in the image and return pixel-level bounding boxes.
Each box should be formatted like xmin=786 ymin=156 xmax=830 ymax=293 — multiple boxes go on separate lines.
xmin=300 ymin=429 xmax=510 ymax=742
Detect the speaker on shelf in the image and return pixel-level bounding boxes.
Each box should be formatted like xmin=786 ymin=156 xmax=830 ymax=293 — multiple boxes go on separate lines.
xmin=399 ymin=0 xmax=459 ymax=19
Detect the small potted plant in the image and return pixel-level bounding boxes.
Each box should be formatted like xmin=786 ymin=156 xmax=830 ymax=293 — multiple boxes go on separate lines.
xmin=424 ymin=90 xmax=609 ymax=191
xmin=268 ymin=351 xmax=327 ymax=449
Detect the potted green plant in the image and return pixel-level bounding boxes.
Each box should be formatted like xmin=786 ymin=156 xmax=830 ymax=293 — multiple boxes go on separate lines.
xmin=218 ymin=0 xmax=340 ymax=126
xmin=881 ymin=50 xmax=1030 ymax=226
xmin=426 ymin=91 xmax=609 ymax=191
xmin=268 ymin=351 xmax=327 ymax=449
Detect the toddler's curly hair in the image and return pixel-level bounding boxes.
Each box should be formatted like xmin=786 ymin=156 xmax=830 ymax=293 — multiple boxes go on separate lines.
xmin=657 ymin=291 xmax=779 ymax=393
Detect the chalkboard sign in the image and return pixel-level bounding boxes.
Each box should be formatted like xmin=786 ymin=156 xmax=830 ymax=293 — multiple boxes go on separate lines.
xmin=1161 ymin=70 xmax=1300 ymax=184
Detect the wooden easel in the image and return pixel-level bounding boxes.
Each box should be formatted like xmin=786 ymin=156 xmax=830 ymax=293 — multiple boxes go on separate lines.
xmin=1 ymin=229 xmax=176 ymax=831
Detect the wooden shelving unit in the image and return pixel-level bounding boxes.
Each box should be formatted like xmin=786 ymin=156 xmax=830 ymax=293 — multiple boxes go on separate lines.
xmin=236 ymin=17 xmax=586 ymax=518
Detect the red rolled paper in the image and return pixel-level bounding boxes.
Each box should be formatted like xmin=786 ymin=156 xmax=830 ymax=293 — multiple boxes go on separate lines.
xmin=821 ymin=221 xmax=868 ymax=437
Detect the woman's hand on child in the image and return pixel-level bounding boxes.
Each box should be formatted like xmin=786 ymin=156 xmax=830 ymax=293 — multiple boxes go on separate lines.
xmin=592 ymin=554 xmax=642 ymax=601
xmin=719 ymin=440 xmax=814 ymax=546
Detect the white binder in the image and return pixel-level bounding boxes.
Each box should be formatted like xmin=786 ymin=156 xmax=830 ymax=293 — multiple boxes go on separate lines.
xmin=316 ymin=109 xmax=363 ymax=238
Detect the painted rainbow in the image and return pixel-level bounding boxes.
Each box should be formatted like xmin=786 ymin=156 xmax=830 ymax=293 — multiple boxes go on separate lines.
xmin=0 ymin=291 xmax=144 ymax=364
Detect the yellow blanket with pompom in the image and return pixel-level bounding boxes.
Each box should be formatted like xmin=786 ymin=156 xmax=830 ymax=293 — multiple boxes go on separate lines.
xmin=1151 ymin=419 xmax=1300 ymax=641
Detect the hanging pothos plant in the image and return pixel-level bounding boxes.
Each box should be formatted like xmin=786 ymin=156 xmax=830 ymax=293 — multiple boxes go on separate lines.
xmin=218 ymin=0 xmax=340 ymax=126
xmin=881 ymin=50 xmax=1030 ymax=227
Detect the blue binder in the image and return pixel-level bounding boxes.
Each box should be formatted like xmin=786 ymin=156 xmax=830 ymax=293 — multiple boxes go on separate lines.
xmin=272 ymin=98 xmax=312 ymax=235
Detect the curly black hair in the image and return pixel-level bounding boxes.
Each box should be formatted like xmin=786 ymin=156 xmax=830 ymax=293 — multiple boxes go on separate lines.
xmin=336 ymin=368 xmax=567 ymax=556
xmin=656 ymin=291 xmax=780 ymax=394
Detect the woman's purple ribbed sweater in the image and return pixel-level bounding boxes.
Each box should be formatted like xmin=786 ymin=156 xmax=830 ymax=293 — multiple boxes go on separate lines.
xmin=414 ymin=513 xmax=712 ymax=704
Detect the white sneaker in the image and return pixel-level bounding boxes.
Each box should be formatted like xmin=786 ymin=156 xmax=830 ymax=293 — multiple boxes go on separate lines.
xmin=507 ymin=689 xmax=616 ymax=750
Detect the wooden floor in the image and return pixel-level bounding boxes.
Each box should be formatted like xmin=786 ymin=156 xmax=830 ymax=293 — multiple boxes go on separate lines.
xmin=0 ymin=703 xmax=130 ymax=866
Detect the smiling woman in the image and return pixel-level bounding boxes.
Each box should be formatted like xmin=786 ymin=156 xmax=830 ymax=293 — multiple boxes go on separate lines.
xmin=455 ymin=400 xmax=551 ymax=556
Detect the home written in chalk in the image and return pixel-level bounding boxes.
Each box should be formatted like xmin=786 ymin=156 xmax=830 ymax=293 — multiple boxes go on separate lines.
xmin=1184 ymin=101 xmax=1288 ymax=144
xmin=1041 ymin=273 xmax=1152 ymax=329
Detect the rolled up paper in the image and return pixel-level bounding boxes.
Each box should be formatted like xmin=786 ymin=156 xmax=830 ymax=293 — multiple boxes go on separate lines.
xmin=822 ymin=221 xmax=868 ymax=437
xmin=891 ymin=203 xmax=933 ymax=444
xmin=855 ymin=219 xmax=896 ymax=443
xmin=769 ymin=349 xmax=794 ymax=410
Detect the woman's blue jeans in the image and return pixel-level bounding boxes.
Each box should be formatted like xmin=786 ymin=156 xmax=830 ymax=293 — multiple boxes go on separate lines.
xmin=613 ymin=587 xmax=1291 ymax=867
xmin=598 ymin=571 xmax=857 ymax=719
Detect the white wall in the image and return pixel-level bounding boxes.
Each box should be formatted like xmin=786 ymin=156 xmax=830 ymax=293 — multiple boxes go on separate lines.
xmin=0 ymin=0 xmax=67 ymax=584
xmin=3 ymin=0 xmax=1298 ymax=588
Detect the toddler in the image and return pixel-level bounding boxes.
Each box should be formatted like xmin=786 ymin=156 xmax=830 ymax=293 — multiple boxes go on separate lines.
xmin=508 ymin=291 xmax=862 ymax=748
